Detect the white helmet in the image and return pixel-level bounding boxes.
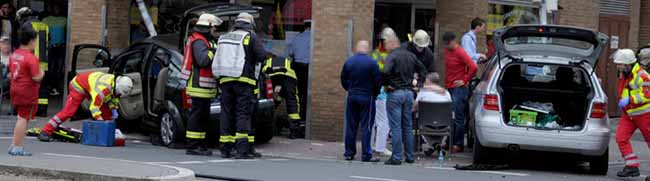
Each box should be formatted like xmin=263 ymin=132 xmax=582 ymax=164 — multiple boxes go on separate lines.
xmin=196 ymin=14 xmax=223 ymax=27
xmin=16 ymin=7 xmax=32 ymax=21
xmin=613 ymin=49 xmax=637 ymax=65
xmin=413 ymin=30 xmax=430 ymax=48
xmin=236 ymin=12 xmax=255 ymax=24
xmin=639 ymin=48 xmax=650 ymax=61
xmin=380 ymin=27 xmax=396 ymax=40
xmin=115 ymin=76 xmax=133 ymax=97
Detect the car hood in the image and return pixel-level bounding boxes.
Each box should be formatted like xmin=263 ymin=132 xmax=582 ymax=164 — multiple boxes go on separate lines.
xmin=493 ymin=25 xmax=608 ymax=67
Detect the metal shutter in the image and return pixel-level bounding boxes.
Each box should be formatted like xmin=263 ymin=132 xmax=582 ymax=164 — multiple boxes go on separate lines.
xmin=600 ymin=0 xmax=630 ymax=16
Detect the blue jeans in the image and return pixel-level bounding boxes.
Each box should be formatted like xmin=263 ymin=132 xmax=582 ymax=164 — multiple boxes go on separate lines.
xmin=386 ymin=89 xmax=415 ymax=161
xmin=449 ymin=87 xmax=469 ymax=146
xmin=344 ymin=94 xmax=375 ymax=160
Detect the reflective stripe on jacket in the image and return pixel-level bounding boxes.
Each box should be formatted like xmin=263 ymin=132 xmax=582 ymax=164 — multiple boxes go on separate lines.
xmin=620 ymin=63 xmax=650 ymax=116
xmin=72 ymin=72 xmax=119 ymax=119
xmin=182 ymin=32 xmax=217 ymax=98
xmin=262 ymin=57 xmax=296 ymax=79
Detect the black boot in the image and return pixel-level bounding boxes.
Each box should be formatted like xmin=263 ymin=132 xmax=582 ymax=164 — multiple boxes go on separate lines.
xmin=235 ymin=138 xmax=253 ymax=159
xmin=288 ymin=121 xmax=300 ymax=139
xmin=248 ymin=146 xmax=262 ymax=158
xmin=186 ymin=139 xmax=212 ymax=156
xmin=617 ymin=166 xmax=640 ymax=177
xmin=220 ymin=143 xmax=234 ymax=158
xmin=38 ymin=131 xmax=52 ymax=142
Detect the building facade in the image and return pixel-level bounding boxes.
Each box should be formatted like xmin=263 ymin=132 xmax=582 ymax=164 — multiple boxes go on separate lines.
xmin=64 ymin=0 xmax=644 ymax=141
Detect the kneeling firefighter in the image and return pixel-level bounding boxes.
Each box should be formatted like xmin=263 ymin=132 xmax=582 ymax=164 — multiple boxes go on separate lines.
xmin=262 ymin=56 xmax=303 ymax=139
xmin=179 ymin=14 xmax=222 ymax=156
xmin=38 ymin=71 xmax=133 ymax=141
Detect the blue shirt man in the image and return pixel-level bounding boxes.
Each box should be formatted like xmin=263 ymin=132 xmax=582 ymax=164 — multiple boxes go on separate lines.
xmin=287 ymin=27 xmax=311 ymax=64
xmin=461 ymin=18 xmax=487 ymax=64
xmin=340 ymin=40 xmax=382 ymax=162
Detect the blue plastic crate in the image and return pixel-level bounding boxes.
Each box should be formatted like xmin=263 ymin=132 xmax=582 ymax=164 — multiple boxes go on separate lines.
xmin=82 ymin=120 xmax=115 ymax=147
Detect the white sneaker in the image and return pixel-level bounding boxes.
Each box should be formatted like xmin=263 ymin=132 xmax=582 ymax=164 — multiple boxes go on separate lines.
xmin=380 ymin=150 xmax=392 ymax=156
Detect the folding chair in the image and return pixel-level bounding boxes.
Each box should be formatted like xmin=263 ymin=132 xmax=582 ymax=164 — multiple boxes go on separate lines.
xmin=416 ymin=101 xmax=454 ymax=158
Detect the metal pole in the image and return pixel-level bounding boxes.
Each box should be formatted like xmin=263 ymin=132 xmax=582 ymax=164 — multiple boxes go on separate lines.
xmin=539 ymin=0 xmax=547 ymax=25
xmin=136 ymin=0 xmax=157 ymax=37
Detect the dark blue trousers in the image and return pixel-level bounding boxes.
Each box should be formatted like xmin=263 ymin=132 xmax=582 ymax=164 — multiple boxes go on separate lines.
xmin=344 ymin=94 xmax=375 ymax=160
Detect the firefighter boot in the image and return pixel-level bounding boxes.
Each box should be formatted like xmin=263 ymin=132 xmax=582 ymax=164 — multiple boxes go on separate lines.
xmin=186 ymin=139 xmax=212 ymax=156
xmin=617 ymin=166 xmax=640 ymax=177
xmin=248 ymin=145 xmax=262 ymax=158
xmin=220 ymin=143 xmax=234 ymax=158
xmin=235 ymin=138 xmax=253 ymax=159
xmin=289 ymin=121 xmax=301 ymax=139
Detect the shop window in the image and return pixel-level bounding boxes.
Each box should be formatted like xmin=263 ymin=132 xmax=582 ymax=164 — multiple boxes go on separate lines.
xmin=487 ymin=4 xmax=540 ymax=34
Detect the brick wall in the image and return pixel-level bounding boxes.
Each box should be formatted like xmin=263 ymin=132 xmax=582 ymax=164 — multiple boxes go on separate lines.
xmin=640 ymin=0 xmax=650 ymax=46
xmin=557 ymin=0 xmax=599 ymax=30
xmin=107 ymin=0 xmax=131 ymax=50
xmin=436 ymin=0 xmax=488 ymax=78
xmin=310 ymin=0 xmax=374 ymax=141
xmin=68 ymin=0 xmax=105 ymax=70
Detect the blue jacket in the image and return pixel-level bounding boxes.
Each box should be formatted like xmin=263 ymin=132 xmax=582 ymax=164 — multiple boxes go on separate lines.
xmin=340 ymin=53 xmax=382 ymax=97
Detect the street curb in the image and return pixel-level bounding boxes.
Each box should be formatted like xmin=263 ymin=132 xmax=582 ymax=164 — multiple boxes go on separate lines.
xmin=0 ymin=156 xmax=196 ymax=181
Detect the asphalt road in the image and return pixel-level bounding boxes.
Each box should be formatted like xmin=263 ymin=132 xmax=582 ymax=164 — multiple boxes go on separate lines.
xmin=3 ymin=136 xmax=650 ymax=181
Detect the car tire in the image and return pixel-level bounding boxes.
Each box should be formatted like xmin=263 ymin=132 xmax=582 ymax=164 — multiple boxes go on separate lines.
xmin=473 ymin=132 xmax=496 ymax=164
xmin=254 ymin=109 xmax=275 ymax=145
xmin=160 ymin=101 xmax=185 ymax=148
xmin=589 ymin=148 xmax=609 ymax=175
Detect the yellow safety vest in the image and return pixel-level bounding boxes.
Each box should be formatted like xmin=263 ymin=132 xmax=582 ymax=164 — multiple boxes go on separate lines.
xmin=622 ymin=63 xmax=650 ymax=116
xmin=372 ymin=49 xmax=388 ymax=71
xmin=31 ymin=22 xmax=49 ymax=71
xmin=87 ymin=72 xmax=117 ymax=119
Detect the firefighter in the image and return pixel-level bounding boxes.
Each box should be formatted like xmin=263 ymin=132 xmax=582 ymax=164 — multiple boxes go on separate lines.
xmin=212 ymin=13 xmax=266 ymax=159
xmin=613 ymin=49 xmax=650 ymax=178
xmin=179 ymin=14 xmax=222 ymax=156
xmin=262 ymin=55 xmax=301 ymax=139
xmin=38 ymin=71 xmax=133 ymax=141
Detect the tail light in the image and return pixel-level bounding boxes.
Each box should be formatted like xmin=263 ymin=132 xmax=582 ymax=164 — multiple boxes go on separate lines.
xmin=181 ymin=89 xmax=192 ymax=109
xmin=265 ymin=79 xmax=273 ymax=99
xmin=590 ymin=102 xmax=606 ymax=119
xmin=483 ymin=94 xmax=500 ymax=111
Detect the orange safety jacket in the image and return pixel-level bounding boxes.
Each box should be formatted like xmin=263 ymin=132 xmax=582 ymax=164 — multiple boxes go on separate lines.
xmin=180 ymin=32 xmax=218 ymax=98
xmin=70 ymin=72 xmax=119 ymax=119
xmin=619 ymin=63 xmax=650 ymax=116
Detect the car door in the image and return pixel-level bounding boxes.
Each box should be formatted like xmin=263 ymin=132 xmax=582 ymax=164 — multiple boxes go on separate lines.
xmin=110 ymin=47 xmax=151 ymax=121
xmin=68 ymin=44 xmax=112 ymax=83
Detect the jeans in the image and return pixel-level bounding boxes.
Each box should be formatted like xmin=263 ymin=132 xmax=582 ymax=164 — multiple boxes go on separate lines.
xmin=386 ymin=89 xmax=415 ymax=161
xmin=449 ymin=87 xmax=469 ymax=146
xmin=344 ymin=94 xmax=375 ymax=160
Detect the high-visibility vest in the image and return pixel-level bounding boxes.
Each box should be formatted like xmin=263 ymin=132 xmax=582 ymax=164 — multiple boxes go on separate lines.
xmin=71 ymin=72 xmax=119 ymax=119
xmin=31 ymin=22 xmax=48 ymax=71
xmin=371 ymin=49 xmax=388 ymax=71
xmin=262 ymin=57 xmax=296 ymax=79
xmin=620 ymin=63 xmax=650 ymax=116
xmin=181 ymin=32 xmax=218 ymax=98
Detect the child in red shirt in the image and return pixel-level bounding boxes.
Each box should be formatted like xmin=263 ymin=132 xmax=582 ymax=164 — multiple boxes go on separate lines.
xmin=8 ymin=30 xmax=43 ymax=156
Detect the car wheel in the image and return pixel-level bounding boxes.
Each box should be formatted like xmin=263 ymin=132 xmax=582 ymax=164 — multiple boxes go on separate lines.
xmin=473 ymin=132 xmax=496 ymax=164
xmin=589 ymin=148 xmax=609 ymax=175
xmin=160 ymin=101 xmax=185 ymax=148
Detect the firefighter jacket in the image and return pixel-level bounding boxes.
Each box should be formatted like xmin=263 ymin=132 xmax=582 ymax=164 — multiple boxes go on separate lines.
xmin=262 ymin=57 xmax=296 ymax=79
xmin=619 ymin=63 xmax=650 ymax=116
xmin=181 ymin=32 xmax=218 ymax=98
xmin=29 ymin=21 xmax=49 ymax=71
xmin=70 ymin=72 xmax=119 ymax=119
xmin=371 ymin=48 xmax=388 ymax=71
xmin=216 ymin=21 xmax=267 ymax=86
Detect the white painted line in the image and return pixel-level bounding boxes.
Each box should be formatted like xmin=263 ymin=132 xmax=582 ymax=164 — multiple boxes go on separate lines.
xmin=287 ymin=152 xmax=301 ymax=156
xmin=43 ymin=153 xmax=195 ymax=180
xmin=472 ymin=171 xmax=529 ymax=177
xmin=0 ymin=137 xmax=36 ymax=140
xmin=145 ymin=162 xmax=173 ymax=165
xmin=267 ymin=158 xmax=290 ymax=161
xmin=349 ymin=176 xmax=407 ymax=181
xmin=311 ymin=143 xmax=324 ymax=146
xmin=426 ymin=167 xmax=455 ymax=170
xmin=207 ymin=159 xmax=235 ymax=163
xmin=176 ymin=161 xmax=204 ymax=164
xmin=609 ymin=160 xmax=649 ymax=165
xmin=132 ymin=140 xmax=142 ymax=143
